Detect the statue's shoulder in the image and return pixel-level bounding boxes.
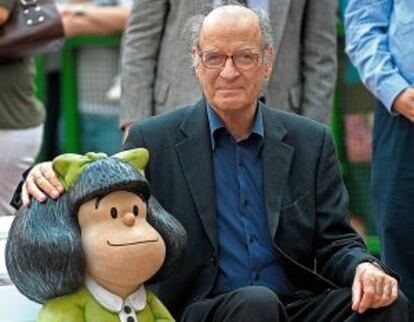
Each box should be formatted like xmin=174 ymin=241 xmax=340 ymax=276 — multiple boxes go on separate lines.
xmin=144 ymin=289 xmax=175 ymax=321
xmin=38 ymin=287 xmax=89 ymax=322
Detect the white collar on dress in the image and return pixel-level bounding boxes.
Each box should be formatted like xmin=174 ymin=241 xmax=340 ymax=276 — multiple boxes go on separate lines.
xmin=85 ymin=275 xmax=146 ymax=313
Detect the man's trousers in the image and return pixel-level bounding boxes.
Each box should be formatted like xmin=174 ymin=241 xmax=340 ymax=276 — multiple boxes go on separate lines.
xmin=181 ymin=286 xmax=411 ymax=322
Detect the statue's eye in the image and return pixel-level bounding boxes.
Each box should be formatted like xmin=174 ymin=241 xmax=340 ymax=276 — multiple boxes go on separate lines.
xmin=132 ymin=205 xmax=139 ymax=216
xmin=110 ymin=207 xmax=118 ymax=219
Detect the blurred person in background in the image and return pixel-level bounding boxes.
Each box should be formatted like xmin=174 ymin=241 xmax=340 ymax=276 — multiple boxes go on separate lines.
xmin=346 ymin=0 xmax=414 ymax=305
xmin=0 ymin=0 xmax=45 ymax=216
xmin=58 ymin=0 xmax=131 ymax=154
xmin=120 ymin=0 xmax=337 ymax=137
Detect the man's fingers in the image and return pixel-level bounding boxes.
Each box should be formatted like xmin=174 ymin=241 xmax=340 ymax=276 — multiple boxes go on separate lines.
xmin=24 ymin=162 xmax=62 ymax=202
xmin=33 ymin=175 xmax=60 ymax=199
xmin=358 ymin=279 xmax=376 ymax=313
xmin=39 ymin=163 xmax=64 ymax=194
xmin=357 ymin=269 xmax=377 ymax=314
xmin=391 ymin=282 xmax=398 ymax=301
xmin=353 ymin=262 xmax=400 ymax=314
xmin=25 ymin=178 xmax=47 ymax=203
xmin=378 ymin=280 xmax=394 ymax=307
xmin=21 ymin=182 xmax=31 ymax=207
xmin=381 ymin=279 xmax=399 ymax=307
xmin=352 ymin=277 xmax=362 ymax=312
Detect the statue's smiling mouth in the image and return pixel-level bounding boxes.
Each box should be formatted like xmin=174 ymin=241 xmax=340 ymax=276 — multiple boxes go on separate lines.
xmin=107 ymin=237 xmax=159 ymax=247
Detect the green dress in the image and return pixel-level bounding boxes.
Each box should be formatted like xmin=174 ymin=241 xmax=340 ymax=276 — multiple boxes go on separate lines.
xmin=38 ymin=286 xmax=175 ymax=322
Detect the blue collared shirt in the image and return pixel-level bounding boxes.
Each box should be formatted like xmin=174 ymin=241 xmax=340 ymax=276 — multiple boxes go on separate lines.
xmin=206 ymin=104 xmax=292 ymax=295
xmin=345 ymin=0 xmax=414 ymax=113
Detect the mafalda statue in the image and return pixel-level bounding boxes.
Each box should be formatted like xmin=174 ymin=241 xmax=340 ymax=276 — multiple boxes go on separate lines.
xmin=6 ymin=148 xmax=186 ymax=322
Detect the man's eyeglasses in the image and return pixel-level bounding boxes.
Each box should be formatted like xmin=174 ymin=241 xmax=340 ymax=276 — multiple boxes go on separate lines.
xmin=198 ymin=50 xmax=262 ymax=70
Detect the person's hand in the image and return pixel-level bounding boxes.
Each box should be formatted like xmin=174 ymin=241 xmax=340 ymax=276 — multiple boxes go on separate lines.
xmin=352 ymin=262 xmax=398 ymax=314
xmin=122 ymin=123 xmax=132 ymax=144
xmin=0 ymin=6 xmax=11 ymax=25
xmin=22 ymin=162 xmax=64 ymax=207
xmin=393 ymin=87 xmax=414 ymax=122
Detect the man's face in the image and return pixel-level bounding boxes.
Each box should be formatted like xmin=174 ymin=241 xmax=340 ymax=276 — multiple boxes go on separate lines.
xmin=78 ymin=190 xmax=166 ymax=291
xmin=194 ymin=8 xmax=273 ymax=116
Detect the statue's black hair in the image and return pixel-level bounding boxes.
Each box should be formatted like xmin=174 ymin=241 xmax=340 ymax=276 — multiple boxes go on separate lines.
xmin=6 ymin=157 xmax=186 ymax=304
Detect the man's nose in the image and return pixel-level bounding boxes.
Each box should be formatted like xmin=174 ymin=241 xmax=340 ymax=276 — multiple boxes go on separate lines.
xmin=122 ymin=212 xmax=136 ymax=227
xmin=219 ymin=56 xmax=240 ymax=79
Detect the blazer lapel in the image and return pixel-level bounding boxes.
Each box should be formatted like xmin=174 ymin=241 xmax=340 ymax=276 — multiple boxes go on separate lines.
xmin=269 ymin=0 xmax=292 ymax=56
xmin=262 ymin=106 xmax=294 ymax=238
xmin=175 ymin=99 xmax=218 ymax=251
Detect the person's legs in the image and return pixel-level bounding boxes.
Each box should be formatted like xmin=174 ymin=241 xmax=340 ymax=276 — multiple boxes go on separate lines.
xmin=0 ymin=125 xmax=43 ymax=215
xmin=372 ymin=102 xmax=414 ymax=303
xmin=181 ymin=286 xmax=287 ymax=322
xmin=286 ymin=288 xmax=411 ymax=322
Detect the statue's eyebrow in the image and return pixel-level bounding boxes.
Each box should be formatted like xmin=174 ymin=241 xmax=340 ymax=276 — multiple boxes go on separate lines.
xmin=95 ymin=196 xmax=104 ymax=210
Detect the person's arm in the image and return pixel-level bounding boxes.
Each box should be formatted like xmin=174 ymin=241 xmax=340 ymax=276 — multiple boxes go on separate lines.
xmin=345 ymin=0 xmax=411 ymax=116
xmin=21 ymin=119 xmax=144 ymax=206
xmin=119 ymin=0 xmax=169 ymax=128
xmin=313 ymin=126 xmax=398 ymax=312
xmin=0 ymin=0 xmax=14 ymax=25
xmin=58 ymin=4 xmax=130 ymax=37
xmin=0 ymin=6 xmax=10 ymax=24
xmin=21 ymin=162 xmax=63 ymax=206
xmin=300 ymin=0 xmax=337 ymax=124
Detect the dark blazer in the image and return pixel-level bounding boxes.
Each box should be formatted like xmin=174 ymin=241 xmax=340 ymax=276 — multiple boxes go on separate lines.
xmin=124 ymin=98 xmax=379 ymax=318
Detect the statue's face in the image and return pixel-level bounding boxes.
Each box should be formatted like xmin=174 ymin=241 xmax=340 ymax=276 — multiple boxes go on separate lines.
xmin=77 ymin=190 xmax=166 ymax=293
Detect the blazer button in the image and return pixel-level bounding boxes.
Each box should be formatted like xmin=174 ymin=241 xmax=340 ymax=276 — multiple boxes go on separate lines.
xmin=210 ymin=254 xmax=217 ymax=263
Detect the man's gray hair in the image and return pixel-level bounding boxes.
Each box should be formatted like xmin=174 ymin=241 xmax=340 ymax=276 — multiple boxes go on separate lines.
xmin=183 ymin=0 xmax=273 ymax=66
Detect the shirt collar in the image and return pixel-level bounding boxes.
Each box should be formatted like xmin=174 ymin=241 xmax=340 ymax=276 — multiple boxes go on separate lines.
xmin=206 ymin=102 xmax=264 ymax=150
xmin=85 ymin=276 xmax=146 ymax=313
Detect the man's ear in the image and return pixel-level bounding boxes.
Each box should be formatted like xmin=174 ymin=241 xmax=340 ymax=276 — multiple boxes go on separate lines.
xmin=263 ymin=46 xmax=274 ymax=80
xmin=192 ymin=47 xmax=201 ymax=77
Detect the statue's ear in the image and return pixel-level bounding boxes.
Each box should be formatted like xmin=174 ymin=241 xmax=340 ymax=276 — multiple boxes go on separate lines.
xmin=112 ymin=148 xmax=149 ymax=175
xmin=52 ymin=152 xmax=107 ymax=190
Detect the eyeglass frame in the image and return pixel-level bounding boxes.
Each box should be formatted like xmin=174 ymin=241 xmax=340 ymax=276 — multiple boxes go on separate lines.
xmin=196 ymin=47 xmax=267 ymax=70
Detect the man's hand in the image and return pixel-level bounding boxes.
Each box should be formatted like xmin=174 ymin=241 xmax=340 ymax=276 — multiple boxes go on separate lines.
xmin=393 ymin=88 xmax=414 ymax=122
xmin=352 ymin=262 xmax=398 ymax=314
xmin=122 ymin=123 xmax=132 ymax=144
xmin=22 ymin=162 xmax=64 ymax=207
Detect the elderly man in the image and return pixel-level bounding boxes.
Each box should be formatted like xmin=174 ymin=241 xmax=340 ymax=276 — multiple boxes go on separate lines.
xmin=20 ymin=4 xmax=410 ymax=322
xmin=120 ymin=0 xmax=337 ymax=132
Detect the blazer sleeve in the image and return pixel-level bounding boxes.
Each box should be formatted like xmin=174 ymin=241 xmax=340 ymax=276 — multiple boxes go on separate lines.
xmin=314 ymin=126 xmax=380 ymax=286
xmin=300 ymin=0 xmax=337 ymax=124
xmin=120 ymin=0 xmax=169 ymax=127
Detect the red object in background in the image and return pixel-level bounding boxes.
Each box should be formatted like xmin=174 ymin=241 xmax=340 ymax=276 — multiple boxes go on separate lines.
xmin=344 ymin=113 xmax=373 ymax=163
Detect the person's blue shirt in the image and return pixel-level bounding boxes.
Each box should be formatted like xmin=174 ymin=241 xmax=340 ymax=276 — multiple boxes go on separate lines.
xmin=345 ymin=0 xmax=414 ymax=112
xmin=206 ymin=103 xmax=292 ymax=295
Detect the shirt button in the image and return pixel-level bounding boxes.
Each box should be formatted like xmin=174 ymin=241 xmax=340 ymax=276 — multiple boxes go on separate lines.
xmin=124 ymin=306 xmax=132 ymax=314
xmin=249 ymin=236 xmax=254 ymax=243
xmin=238 ymin=160 xmax=244 ymax=167
xmin=243 ymin=199 xmax=249 ymax=207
